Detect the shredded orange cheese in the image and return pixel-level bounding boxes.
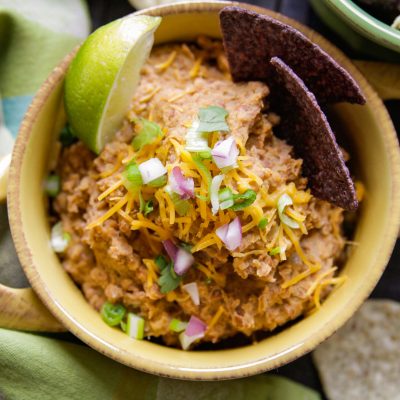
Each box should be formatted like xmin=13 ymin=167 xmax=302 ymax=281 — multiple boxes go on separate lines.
xmin=97 ymin=179 xmax=123 ymax=202
xmin=189 ymin=56 xmax=203 ymax=78
xmin=87 ymin=196 xmax=128 ymax=229
xmin=155 ymin=51 xmax=177 ymax=72
xmin=208 ymin=305 xmax=225 ymax=330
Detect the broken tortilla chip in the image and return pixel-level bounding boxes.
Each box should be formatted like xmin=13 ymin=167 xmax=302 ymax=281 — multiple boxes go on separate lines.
xmin=313 ymin=300 xmax=400 ymax=400
xmin=270 ymin=56 xmax=358 ymax=211
xmin=219 ymin=6 xmax=365 ymax=105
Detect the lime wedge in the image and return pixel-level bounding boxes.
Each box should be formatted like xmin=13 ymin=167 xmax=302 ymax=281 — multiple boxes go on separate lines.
xmin=65 ymin=15 xmax=161 ymax=153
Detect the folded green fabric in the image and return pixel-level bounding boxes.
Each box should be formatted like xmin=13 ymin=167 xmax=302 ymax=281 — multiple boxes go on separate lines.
xmin=0 ymin=328 xmax=320 ymax=400
xmin=0 ymin=0 xmax=90 ymax=138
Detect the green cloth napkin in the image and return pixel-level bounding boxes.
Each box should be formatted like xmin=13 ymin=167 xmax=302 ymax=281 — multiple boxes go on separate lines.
xmin=0 ymin=328 xmax=320 ymax=400
xmin=0 ymin=0 xmax=90 ymax=138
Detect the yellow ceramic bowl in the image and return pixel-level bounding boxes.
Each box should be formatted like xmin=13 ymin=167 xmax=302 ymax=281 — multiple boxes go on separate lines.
xmin=6 ymin=1 xmax=400 ymax=380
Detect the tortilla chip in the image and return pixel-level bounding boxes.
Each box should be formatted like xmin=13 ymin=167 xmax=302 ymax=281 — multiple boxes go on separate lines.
xmin=270 ymin=57 xmax=358 ymax=211
xmin=313 ymin=300 xmax=400 ymax=400
xmin=219 ymin=6 xmax=365 ymax=105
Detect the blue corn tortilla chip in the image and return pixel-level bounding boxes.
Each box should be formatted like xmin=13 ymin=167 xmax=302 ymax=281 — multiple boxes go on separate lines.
xmin=270 ymin=57 xmax=358 ymax=211
xmin=219 ymin=6 xmax=365 ymax=105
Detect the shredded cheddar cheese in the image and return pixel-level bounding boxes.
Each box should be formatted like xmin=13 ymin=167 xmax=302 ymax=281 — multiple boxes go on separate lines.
xmin=155 ymin=51 xmax=177 ymax=72
xmin=208 ymin=305 xmax=225 ymax=330
xmin=97 ymin=179 xmax=123 ymax=202
xmin=189 ymin=56 xmax=203 ymax=78
xmin=87 ymin=196 xmax=128 ymax=229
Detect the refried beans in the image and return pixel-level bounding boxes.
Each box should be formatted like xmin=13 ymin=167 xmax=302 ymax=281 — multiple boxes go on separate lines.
xmin=53 ymin=37 xmax=349 ymax=348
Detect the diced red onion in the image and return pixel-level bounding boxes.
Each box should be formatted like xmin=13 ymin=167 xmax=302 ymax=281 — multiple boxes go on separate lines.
xmin=183 ymin=282 xmax=200 ymax=305
xmin=163 ymin=240 xmax=194 ymax=275
xmin=163 ymin=239 xmax=178 ymax=261
xmin=174 ymin=248 xmax=195 ymax=276
xmin=138 ymin=158 xmax=167 ymax=184
xmin=185 ymin=315 xmax=207 ymax=337
xmin=210 ymin=174 xmax=224 ymax=215
xmin=211 ymin=136 xmax=239 ymax=170
xmin=215 ymin=217 xmax=242 ymax=251
xmin=169 ymin=166 xmax=194 ymax=199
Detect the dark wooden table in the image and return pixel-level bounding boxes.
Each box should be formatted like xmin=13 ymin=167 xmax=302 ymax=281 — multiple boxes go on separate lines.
xmin=1 ymin=1 xmax=398 ymax=398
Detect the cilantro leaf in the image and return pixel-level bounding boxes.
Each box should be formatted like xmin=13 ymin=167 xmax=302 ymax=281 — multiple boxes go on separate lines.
xmin=132 ymin=118 xmax=163 ymax=151
xmin=155 ymin=255 xmax=168 ymax=271
xmin=197 ymin=106 xmax=229 ymax=132
xmin=158 ymin=261 xmax=182 ymax=293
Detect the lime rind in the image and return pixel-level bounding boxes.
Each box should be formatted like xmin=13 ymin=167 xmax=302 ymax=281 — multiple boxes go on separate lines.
xmin=65 ymin=15 xmax=161 ymax=153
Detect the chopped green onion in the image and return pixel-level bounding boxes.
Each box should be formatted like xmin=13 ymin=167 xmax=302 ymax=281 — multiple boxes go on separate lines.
xmin=258 ymin=217 xmax=268 ymax=229
xmin=217 ymin=188 xmax=257 ymax=211
xmin=50 ymin=222 xmax=71 ymax=253
xmin=269 ymin=247 xmax=281 ymax=256
xmin=169 ymin=318 xmax=188 ymax=333
xmin=122 ymin=162 xmax=143 ymax=192
xmin=197 ymin=105 xmax=229 ymax=132
xmin=198 ymin=150 xmax=212 ymax=159
xmin=218 ymin=187 xmax=234 ymax=210
xmin=144 ymin=199 xmax=154 ymax=216
xmin=120 ymin=320 xmax=127 ymax=332
xmin=44 ymin=174 xmax=60 ymax=197
xmin=126 ymin=164 xmax=143 ymax=184
xmin=148 ymin=175 xmax=167 ymax=187
xmin=185 ymin=120 xmax=211 ymax=153
xmin=165 ymin=188 xmax=190 ymax=216
xmin=229 ymin=190 xmax=257 ymax=211
xmin=101 ymin=302 xmax=126 ymax=327
xmin=139 ymin=191 xmax=145 ymax=213
xmin=126 ymin=313 xmax=145 ymax=340
xmin=277 ymin=193 xmax=299 ymax=229
xmin=131 ymin=118 xmax=163 ymax=151
xmin=192 ymin=155 xmax=212 ymax=199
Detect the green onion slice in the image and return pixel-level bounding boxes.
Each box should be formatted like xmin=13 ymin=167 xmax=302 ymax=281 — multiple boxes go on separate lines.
xmin=269 ymin=247 xmax=281 ymax=256
xmin=185 ymin=120 xmax=210 ymax=153
xmin=148 ymin=175 xmax=167 ymax=187
xmin=169 ymin=318 xmax=188 ymax=333
xmin=229 ymin=190 xmax=257 ymax=211
xmin=50 ymin=222 xmax=71 ymax=253
xmin=101 ymin=302 xmax=126 ymax=327
xmin=144 ymin=199 xmax=154 ymax=216
xmin=192 ymin=155 xmax=212 ymax=200
xmin=258 ymin=217 xmax=268 ymax=229
xmin=165 ymin=187 xmax=190 ymax=216
xmin=122 ymin=162 xmax=143 ymax=192
xmin=126 ymin=313 xmax=145 ymax=340
xmin=277 ymin=193 xmax=300 ymax=229
xmin=131 ymin=118 xmax=163 ymax=151
xmin=44 ymin=174 xmax=60 ymax=197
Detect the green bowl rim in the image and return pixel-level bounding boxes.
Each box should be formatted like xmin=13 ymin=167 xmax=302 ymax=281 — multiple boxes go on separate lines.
xmin=326 ymin=0 xmax=400 ymax=52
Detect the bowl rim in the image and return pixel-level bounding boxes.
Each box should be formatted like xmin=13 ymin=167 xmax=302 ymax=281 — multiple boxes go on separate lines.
xmin=7 ymin=0 xmax=400 ymax=380
xmin=326 ymin=0 xmax=400 ymax=52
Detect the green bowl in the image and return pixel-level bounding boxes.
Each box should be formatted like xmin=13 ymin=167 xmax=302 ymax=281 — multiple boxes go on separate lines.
xmin=310 ymin=0 xmax=400 ymax=62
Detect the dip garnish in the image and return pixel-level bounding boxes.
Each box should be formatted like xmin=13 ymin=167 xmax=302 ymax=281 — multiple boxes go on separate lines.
xmin=50 ymin=222 xmax=71 ymax=253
